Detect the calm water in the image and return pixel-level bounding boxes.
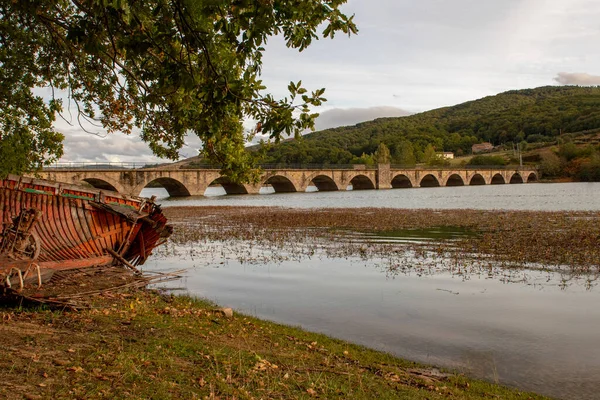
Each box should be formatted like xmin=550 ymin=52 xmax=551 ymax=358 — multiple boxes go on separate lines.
xmin=141 ymin=182 xmax=600 ymax=211
xmin=146 ymin=240 xmax=600 ymax=400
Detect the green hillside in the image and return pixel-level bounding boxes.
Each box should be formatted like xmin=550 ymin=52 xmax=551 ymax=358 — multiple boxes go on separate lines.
xmin=262 ymin=86 xmax=600 ymax=165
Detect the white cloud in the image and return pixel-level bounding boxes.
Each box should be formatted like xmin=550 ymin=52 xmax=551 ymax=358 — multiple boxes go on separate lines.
xmin=313 ymin=106 xmax=412 ymax=131
xmin=246 ymin=106 xmax=412 ymax=146
xmin=554 ymin=72 xmax=600 ymax=86
xmin=58 ymin=124 xmax=202 ymax=164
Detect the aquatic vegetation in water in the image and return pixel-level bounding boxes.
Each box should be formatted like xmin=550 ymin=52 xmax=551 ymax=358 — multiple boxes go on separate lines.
xmin=372 ymin=226 xmax=479 ymax=241
xmin=152 ymin=207 xmax=600 ymax=289
xmin=163 ymin=206 xmax=600 ymax=273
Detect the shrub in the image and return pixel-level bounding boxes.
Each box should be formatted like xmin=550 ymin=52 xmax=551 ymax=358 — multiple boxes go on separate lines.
xmin=467 ymin=155 xmax=508 ymax=166
xmin=539 ymin=152 xmax=562 ymax=178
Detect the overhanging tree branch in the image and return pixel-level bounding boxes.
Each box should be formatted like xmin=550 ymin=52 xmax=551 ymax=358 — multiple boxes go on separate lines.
xmin=0 ymin=0 xmax=357 ymax=180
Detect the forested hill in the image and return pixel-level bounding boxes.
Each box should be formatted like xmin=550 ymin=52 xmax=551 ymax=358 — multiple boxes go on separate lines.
xmin=262 ymin=86 xmax=600 ymax=164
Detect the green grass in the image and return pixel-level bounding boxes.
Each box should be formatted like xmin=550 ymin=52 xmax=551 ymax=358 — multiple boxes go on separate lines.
xmin=0 ymin=291 xmax=547 ymax=399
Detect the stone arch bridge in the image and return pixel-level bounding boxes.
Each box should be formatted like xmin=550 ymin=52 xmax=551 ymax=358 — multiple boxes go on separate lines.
xmin=38 ymin=165 xmax=539 ymax=197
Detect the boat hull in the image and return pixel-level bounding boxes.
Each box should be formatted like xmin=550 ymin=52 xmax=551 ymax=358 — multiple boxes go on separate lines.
xmin=1 ymin=175 xmax=171 ymax=285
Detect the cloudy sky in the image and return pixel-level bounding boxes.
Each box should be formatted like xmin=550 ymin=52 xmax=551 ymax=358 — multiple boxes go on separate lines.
xmin=59 ymin=0 xmax=600 ymax=163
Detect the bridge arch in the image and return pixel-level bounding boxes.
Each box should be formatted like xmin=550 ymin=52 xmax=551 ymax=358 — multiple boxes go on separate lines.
xmin=143 ymin=177 xmax=191 ymax=197
xmin=445 ymin=174 xmax=465 ymax=187
xmin=207 ymin=177 xmax=248 ymax=195
xmin=309 ymin=175 xmax=339 ymax=192
xmin=82 ymin=178 xmax=121 ymax=193
xmin=349 ymin=174 xmax=375 ymax=190
xmin=469 ymin=174 xmax=486 ymax=186
xmin=263 ymin=175 xmax=297 ymax=193
xmin=419 ymin=174 xmax=440 ymax=188
xmin=509 ymin=173 xmax=524 ymax=184
xmin=527 ymin=172 xmax=538 ymax=183
xmin=491 ymin=173 xmax=505 ymax=185
xmin=391 ymin=174 xmax=413 ymax=188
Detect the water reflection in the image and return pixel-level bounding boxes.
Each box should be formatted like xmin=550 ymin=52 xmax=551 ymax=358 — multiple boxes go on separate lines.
xmin=152 ymin=238 xmax=599 ymax=291
xmin=141 ymin=182 xmax=600 ymax=211
xmin=145 ymin=237 xmax=600 ymax=400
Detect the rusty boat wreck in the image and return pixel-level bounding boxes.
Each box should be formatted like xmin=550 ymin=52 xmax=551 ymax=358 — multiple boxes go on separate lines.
xmin=1 ymin=174 xmax=172 ymax=294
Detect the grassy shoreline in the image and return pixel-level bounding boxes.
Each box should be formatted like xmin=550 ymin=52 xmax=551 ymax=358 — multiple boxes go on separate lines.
xmin=0 ymin=291 xmax=547 ymax=399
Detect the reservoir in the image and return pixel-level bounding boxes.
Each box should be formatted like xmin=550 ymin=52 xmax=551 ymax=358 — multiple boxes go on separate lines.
xmin=142 ymin=181 xmax=600 ymax=211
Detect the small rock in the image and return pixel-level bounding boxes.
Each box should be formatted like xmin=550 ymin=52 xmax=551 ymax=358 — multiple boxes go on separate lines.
xmin=215 ymin=308 xmax=234 ymax=319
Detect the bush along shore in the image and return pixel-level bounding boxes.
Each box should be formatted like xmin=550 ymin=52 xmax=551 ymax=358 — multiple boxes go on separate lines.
xmin=0 ymin=291 xmax=547 ymax=400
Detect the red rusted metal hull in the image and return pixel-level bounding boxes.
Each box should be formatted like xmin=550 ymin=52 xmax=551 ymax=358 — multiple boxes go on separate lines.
xmin=1 ymin=175 xmax=171 ymax=285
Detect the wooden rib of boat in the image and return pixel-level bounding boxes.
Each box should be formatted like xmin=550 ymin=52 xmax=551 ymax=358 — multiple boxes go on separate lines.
xmin=0 ymin=174 xmax=172 ymax=289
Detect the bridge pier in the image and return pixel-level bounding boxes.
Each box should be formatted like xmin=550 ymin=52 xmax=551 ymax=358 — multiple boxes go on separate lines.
xmin=242 ymin=184 xmax=261 ymax=195
xmin=376 ymin=164 xmax=391 ymax=189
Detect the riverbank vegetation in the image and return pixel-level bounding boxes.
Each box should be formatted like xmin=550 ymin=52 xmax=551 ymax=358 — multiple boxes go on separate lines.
xmin=164 ymin=206 xmax=600 ymax=273
xmin=0 ymin=291 xmax=547 ymax=399
xmin=537 ymin=142 xmax=600 ymax=181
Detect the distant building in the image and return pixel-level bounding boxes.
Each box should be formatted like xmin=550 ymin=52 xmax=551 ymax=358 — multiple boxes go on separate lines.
xmin=472 ymin=142 xmax=494 ymax=153
xmin=436 ymin=152 xmax=454 ymax=159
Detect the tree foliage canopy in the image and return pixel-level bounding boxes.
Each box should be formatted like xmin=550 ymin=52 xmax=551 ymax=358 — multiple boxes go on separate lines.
xmin=0 ymin=0 xmax=357 ymax=179
xmin=374 ymin=142 xmax=390 ymax=164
